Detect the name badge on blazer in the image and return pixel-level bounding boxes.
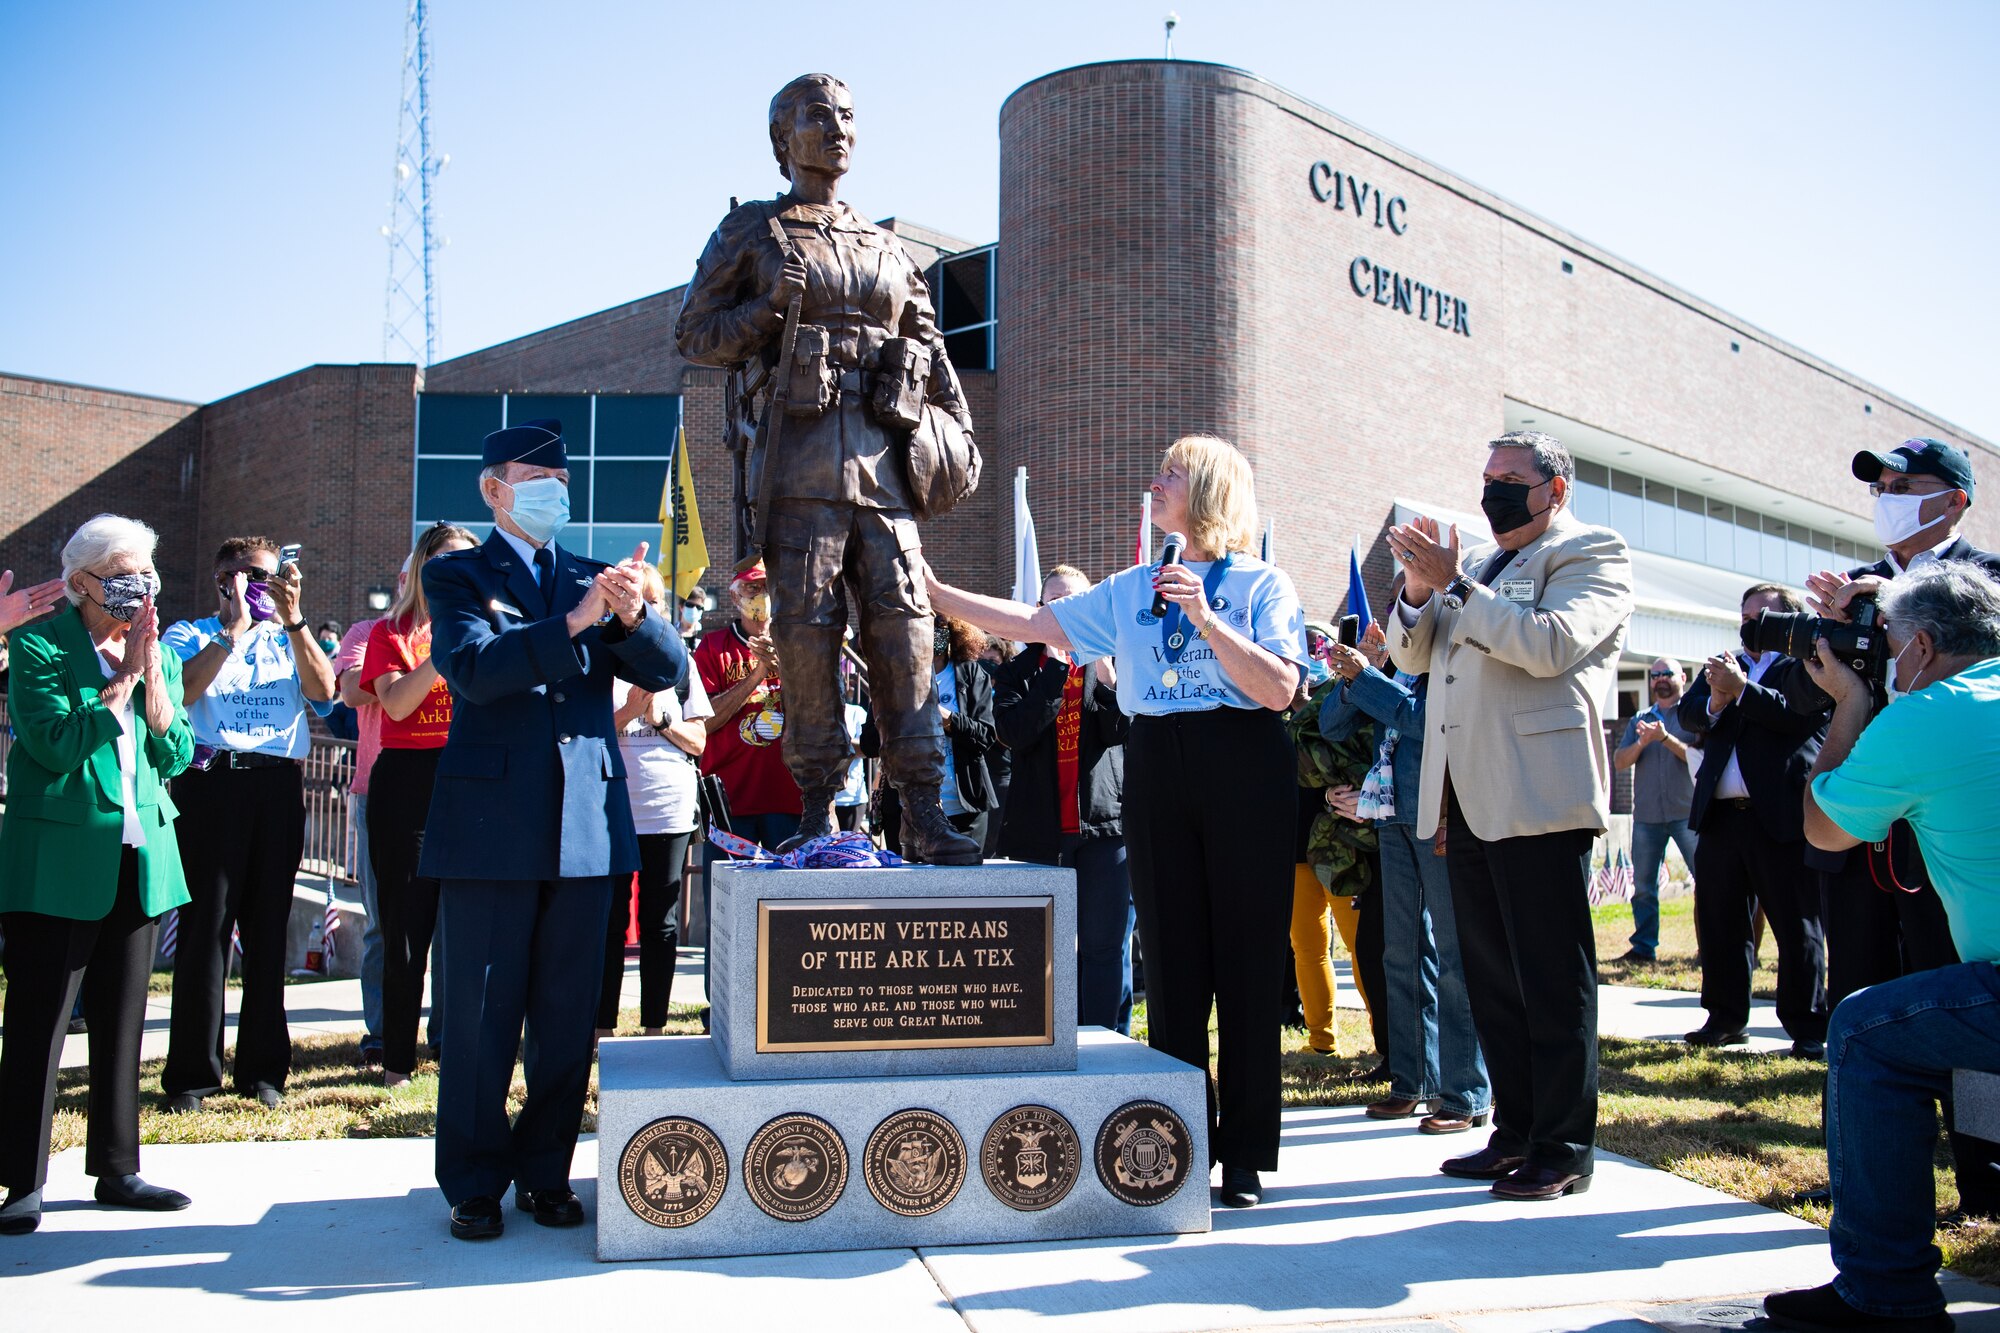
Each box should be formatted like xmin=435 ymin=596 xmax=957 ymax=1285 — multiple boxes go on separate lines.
xmin=1498 ymin=578 xmax=1537 ymax=604
xmin=490 ymin=598 xmax=525 ymax=618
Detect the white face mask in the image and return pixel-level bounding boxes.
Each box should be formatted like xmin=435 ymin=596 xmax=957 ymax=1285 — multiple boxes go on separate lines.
xmin=1886 ymin=637 xmax=1926 ymax=701
xmin=1873 ymin=491 xmax=1937 ymax=548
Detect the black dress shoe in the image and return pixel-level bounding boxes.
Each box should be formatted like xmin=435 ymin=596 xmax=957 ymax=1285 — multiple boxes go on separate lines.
xmin=1439 ymin=1145 xmax=1527 ymax=1180
xmin=1791 ymin=1185 xmax=1833 ymax=1206
xmin=1217 ymin=1166 xmax=1261 ymax=1208
xmin=94 ymin=1174 xmax=191 ymax=1211
xmin=245 ymin=1085 xmax=282 ymax=1109
xmin=1765 ymin=1281 xmax=1954 ymax=1330
xmin=516 ymin=1187 xmax=585 ymax=1227
xmin=450 ymin=1195 xmax=505 ymax=1240
xmin=0 ymin=1189 xmax=43 ymax=1235
xmin=1685 ymin=1023 xmax=1749 ymax=1047
xmin=1615 ymin=948 xmax=1656 ymax=964
xmin=1790 ymin=1039 xmax=1827 ymax=1060
xmin=1490 ymin=1164 xmax=1592 ymax=1200
xmin=163 ymin=1093 xmax=204 ymax=1115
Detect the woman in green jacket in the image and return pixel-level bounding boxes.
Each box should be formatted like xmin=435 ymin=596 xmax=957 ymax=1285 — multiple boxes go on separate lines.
xmin=0 ymin=514 xmax=196 ymax=1236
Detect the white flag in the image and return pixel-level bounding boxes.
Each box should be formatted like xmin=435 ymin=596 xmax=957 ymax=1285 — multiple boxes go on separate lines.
xmin=1012 ymin=467 xmax=1041 ymax=604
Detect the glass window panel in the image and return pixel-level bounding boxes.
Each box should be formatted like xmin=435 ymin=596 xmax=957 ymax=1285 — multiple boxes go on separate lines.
xmin=591 ymin=460 xmax=671 ymax=524
xmin=566 ymin=463 xmax=592 ymax=522
xmin=1676 ymin=490 xmax=1705 ymax=561
xmin=504 ymin=395 xmax=593 ymax=455
xmin=1609 ymin=470 xmax=1644 ymax=545
xmin=1642 ymin=479 xmax=1675 ymax=556
xmin=1762 ymin=513 xmax=1789 ymax=580
xmin=938 ymin=250 xmax=992 ymax=331
xmin=594 ymin=395 xmax=679 ymax=458
xmin=1570 ymin=466 xmax=1608 ymax=527
xmin=1706 ymin=499 xmax=1735 ymax=570
xmin=1809 ymin=530 xmax=1834 ymax=578
xmin=415 ymin=458 xmax=490 ymax=523
xmin=943 ymin=326 xmax=991 ymax=372
xmin=1786 ymin=535 xmax=1810 ymax=585
xmin=417 ymin=394 xmax=503 ymax=456
xmin=589 ymin=525 xmax=660 ymax=565
xmin=1737 ymin=512 xmax=1764 ymax=574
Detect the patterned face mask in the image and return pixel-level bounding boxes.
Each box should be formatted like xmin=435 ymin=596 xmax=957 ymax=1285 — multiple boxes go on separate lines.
xmin=934 ymin=623 xmax=952 ymax=656
xmin=93 ymin=570 xmax=161 ymax=622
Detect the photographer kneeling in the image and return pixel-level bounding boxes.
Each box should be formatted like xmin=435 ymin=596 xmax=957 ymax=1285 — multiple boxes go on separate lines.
xmin=1763 ymin=561 xmax=2000 ymax=1333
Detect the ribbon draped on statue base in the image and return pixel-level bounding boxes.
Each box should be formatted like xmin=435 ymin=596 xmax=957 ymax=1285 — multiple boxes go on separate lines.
xmin=706 ymin=824 xmax=907 ymax=870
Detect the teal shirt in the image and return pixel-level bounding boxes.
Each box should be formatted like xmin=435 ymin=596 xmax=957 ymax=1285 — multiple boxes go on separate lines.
xmin=1809 ymin=657 xmax=2000 ymax=963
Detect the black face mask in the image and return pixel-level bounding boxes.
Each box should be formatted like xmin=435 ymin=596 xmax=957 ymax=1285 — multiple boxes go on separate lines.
xmin=1481 ymin=479 xmax=1549 ymax=534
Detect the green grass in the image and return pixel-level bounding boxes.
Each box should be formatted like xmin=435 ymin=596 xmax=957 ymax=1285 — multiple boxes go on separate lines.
xmin=1593 ymin=895 xmax=1780 ymax=1000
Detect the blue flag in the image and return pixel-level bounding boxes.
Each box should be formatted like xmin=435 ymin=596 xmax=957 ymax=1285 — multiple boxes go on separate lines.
xmin=1346 ymin=542 xmax=1374 ymax=638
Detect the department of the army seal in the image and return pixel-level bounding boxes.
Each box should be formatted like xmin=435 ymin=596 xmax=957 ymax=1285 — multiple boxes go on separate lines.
xmin=744 ymin=1113 xmax=849 ymax=1222
xmin=980 ymin=1104 xmax=1080 ymax=1212
xmin=863 ymin=1109 xmax=966 ymax=1217
xmin=618 ymin=1116 xmax=728 ymax=1228
xmin=1094 ymin=1100 xmax=1190 ymax=1207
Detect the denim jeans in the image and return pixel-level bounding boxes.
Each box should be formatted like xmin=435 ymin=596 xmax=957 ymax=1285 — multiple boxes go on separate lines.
xmin=1065 ymin=835 xmax=1134 ymax=1035
xmin=1378 ymin=822 xmax=1490 ymax=1116
xmin=1627 ymin=817 xmax=1697 ymax=955
xmin=1825 ymin=961 xmax=2000 ymax=1318
xmin=351 ymin=792 xmax=384 ymax=1049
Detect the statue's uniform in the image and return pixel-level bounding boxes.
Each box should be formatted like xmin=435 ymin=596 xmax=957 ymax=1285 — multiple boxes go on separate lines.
xmin=676 ymin=197 xmax=972 ymax=799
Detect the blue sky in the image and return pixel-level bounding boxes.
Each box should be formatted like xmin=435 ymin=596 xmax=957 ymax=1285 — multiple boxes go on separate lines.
xmin=3 ymin=1 xmax=1995 ymax=440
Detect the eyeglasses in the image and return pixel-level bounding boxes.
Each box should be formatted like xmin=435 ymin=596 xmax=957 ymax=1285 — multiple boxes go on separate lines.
xmin=1868 ymin=478 xmax=1951 ymax=498
xmin=1647 ymin=671 xmax=1677 ymax=680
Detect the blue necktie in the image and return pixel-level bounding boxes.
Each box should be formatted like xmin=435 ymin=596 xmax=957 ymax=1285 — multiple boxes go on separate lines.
xmin=534 ymin=547 xmax=556 ymax=613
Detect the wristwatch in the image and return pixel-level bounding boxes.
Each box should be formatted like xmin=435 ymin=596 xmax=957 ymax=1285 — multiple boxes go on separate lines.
xmin=213 ymin=628 xmax=238 ymax=652
xmin=1442 ymin=574 xmax=1476 ymax=609
xmin=282 ymin=618 xmax=308 ymax=633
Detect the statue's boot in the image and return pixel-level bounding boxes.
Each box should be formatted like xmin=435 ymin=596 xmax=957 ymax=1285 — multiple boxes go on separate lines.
xmin=775 ymin=788 xmax=841 ymax=854
xmin=899 ymin=785 xmax=982 ymax=866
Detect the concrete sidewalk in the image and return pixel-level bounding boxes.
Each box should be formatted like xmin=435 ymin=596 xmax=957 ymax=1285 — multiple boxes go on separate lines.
xmin=6 ymin=1102 xmax=1995 ymax=1330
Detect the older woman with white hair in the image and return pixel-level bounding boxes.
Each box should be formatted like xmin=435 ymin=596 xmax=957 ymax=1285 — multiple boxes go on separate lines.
xmin=0 ymin=514 xmax=196 ymax=1235
xmin=925 ymin=435 xmax=1306 ymax=1209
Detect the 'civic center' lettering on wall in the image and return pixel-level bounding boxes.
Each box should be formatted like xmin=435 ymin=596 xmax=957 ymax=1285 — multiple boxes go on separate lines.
xmin=1309 ymin=160 xmax=1471 ymax=339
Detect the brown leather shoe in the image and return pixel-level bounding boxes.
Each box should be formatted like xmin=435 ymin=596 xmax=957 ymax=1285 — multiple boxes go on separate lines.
xmin=1491 ymin=1164 xmax=1592 ymax=1200
xmin=1439 ymin=1145 xmax=1526 ymax=1179
xmin=1419 ymin=1109 xmax=1491 ymax=1135
xmin=1364 ymin=1097 xmax=1426 ymax=1120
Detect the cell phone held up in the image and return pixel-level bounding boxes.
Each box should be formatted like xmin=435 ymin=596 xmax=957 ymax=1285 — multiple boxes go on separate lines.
xmin=1338 ymin=615 xmax=1361 ymax=649
xmin=279 ymin=544 xmax=303 ymax=567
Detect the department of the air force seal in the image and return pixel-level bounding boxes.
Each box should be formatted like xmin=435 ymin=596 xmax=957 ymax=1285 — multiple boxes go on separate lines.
xmin=863 ymin=1109 xmax=966 ymax=1217
xmin=619 ymin=1116 xmax=728 ymax=1228
xmin=980 ymin=1104 xmax=1081 ymax=1211
xmin=1094 ymin=1100 xmax=1189 ymax=1206
xmin=744 ymin=1112 xmax=848 ymax=1222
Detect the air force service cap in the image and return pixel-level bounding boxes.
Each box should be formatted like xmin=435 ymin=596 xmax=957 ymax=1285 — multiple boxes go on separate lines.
xmin=1853 ymin=437 xmax=1975 ymax=503
xmin=481 ymin=418 xmax=568 ymax=470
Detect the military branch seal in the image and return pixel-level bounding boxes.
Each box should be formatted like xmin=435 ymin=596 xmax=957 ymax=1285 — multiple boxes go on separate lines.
xmin=863 ymin=1108 xmax=967 ymax=1217
xmin=1094 ymin=1100 xmax=1190 ymax=1207
xmin=980 ymin=1104 xmax=1081 ymax=1212
xmin=619 ymin=1116 xmax=729 ymax=1228
xmin=745 ymin=1112 xmax=849 ymax=1222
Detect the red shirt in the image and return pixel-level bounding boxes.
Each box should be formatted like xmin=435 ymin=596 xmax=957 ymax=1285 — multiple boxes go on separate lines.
xmin=362 ymin=618 xmax=453 ymax=749
xmin=1054 ymin=660 xmax=1085 ymax=835
xmin=693 ymin=625 xmax=801 ymax=817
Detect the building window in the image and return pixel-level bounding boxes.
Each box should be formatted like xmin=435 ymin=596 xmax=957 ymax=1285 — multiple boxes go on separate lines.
xmin=412 ymin=392 xmax=681 ymax=555
xmin=927 ymin=245 xmax=996 ymax=372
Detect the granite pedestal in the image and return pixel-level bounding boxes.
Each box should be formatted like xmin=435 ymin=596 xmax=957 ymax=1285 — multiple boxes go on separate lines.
xmin=708 ymin=860 xmax=1078 ymax=1081
xmin=596 ymin=1028 xmax=1211 ymax=1261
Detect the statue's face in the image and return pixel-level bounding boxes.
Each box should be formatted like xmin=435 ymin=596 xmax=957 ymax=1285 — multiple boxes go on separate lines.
xmin=784 ymin=84 xmax=855 ymax=179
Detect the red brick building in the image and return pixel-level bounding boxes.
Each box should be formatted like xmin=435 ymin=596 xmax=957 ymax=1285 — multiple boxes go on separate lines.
xmin=6 ymin=59 xmax=1991 ymax=713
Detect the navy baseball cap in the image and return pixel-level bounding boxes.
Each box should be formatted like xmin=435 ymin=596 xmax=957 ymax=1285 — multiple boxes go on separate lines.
xmin=480 ymin=418 xmax=568 ymax=470
xmin=1853 ymin=437 xmax=1975 ymax=503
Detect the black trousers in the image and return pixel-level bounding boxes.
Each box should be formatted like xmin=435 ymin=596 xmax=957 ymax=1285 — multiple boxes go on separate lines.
xmin=597 ymin=830 xmax=692 ymax=1030
xmin=1821 ymin=836 xmax=2000 ymax=1214
xmin=368 ymin=747 xmax=443 ymax=1077
xmin=1355 ymin=877 xmax=1389 ymax=1057
xmin=434 ymin=875 xmax=615 ymax=1206
xmin=1124 ymin=708 xmax=1296 ymax=1172
xmin=1693 ymin=802 xmax=1827 ymax=1042
xmin=164 ymin=761 xmax=304 ymax=1096
xmin=1445 ymin=789 xmax=1598 ymax=1174
xmin=0 ymin=849 xmax=156 ymax=1193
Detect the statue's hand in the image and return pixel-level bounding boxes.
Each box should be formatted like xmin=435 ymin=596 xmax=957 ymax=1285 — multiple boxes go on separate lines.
xmin=769 ymin=255 xmax=808 ymax=313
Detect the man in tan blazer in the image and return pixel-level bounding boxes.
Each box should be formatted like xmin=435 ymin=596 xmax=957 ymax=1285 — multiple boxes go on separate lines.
xmin=1386 ymin=430 xmax=1633 ymax=1201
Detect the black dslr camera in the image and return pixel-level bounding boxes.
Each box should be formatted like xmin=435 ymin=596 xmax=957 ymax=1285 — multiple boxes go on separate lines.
xmin=1740 ymin=596 xmax=1891 ymax=682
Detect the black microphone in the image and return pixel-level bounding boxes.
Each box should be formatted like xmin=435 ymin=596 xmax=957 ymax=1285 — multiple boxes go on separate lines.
xmin=1151 ymin=531 xmax=1186 ymax=618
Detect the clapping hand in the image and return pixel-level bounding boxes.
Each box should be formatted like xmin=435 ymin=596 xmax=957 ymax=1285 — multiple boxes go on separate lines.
xmin=0 ymin=570 xmax=67 ymax=634
xmin=1634 ymin=718 xmax=1666 ymax=746
xmin=595 ymin=542 xmax=652 ymax=627
xmin=1384 ymin=516 xmax=1462 ymax=602
xmin=1703 ymin=652 xmax=1747 ymax=707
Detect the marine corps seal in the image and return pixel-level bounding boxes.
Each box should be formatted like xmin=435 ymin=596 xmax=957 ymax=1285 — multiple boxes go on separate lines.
xmin=1094 ymin=1100 xmax=1189 ymax=1207
xmin=863 ymin=1109 xmax=966 ymax=1217
xmin=980 ymin=1104 xmax=1080 ymax=1212
xmin=619 ymin=1116 xmax=728 ymax=1228
xmin=744 ymin=1113 xmax=849 ymax=1222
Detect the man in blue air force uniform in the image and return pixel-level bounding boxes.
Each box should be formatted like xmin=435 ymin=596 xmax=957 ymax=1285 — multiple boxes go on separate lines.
xmin=419 ymin=418 xmax=687 ymax=1240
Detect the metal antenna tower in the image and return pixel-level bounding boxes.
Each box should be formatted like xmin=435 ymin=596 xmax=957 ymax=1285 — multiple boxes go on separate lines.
xmin=380 ymin=0 xmax=445 ymax=365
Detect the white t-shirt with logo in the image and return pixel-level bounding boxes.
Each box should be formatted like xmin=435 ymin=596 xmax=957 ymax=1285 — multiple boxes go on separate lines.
xmin=614 ymin=674 xmax=715 ymax=836
xmin=161 ymin=618 xmax=330 ymax=758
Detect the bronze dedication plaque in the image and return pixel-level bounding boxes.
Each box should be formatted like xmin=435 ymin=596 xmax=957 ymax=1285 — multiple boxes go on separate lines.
xmin=863 ymin=1109 xmax=967 ymax=1217
xmin=619 ymin=1116 xmax=728 ymax=1228
xmin=744 ymin=1113 xmax=849 ymax=1222
xmin=756 ymin=895 xmax=1054 ymax=1052
xmin=1094 ymin=1100 xmax=1192 ymax=1207
xmin=980 ymin=1104 xmax=1081 ymax=1212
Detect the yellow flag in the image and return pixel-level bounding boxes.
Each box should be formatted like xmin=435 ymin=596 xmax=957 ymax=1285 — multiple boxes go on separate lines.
xmin=658 ymin=424 xmax=709 ymax=600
